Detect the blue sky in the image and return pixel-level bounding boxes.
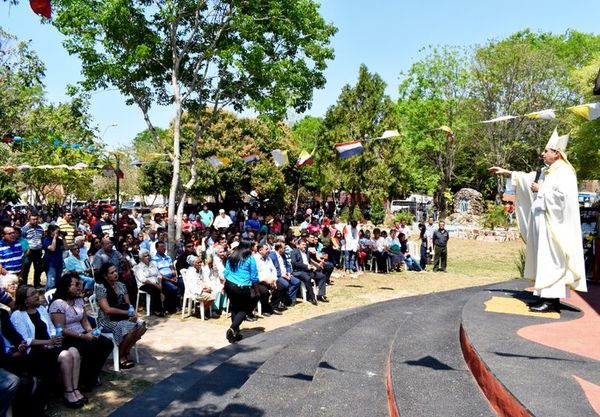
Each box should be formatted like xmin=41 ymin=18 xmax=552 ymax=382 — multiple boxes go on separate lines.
xmin=1 ymin=0 xmax=597 ymax=148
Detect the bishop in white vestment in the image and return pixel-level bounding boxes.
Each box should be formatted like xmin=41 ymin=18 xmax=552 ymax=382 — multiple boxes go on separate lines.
xmin=489 ymin=129 xmax=587 ymax=313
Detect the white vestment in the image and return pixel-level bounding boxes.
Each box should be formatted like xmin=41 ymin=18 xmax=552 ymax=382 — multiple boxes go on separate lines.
xmin=512 ymin=159 xmax=587 ymax=298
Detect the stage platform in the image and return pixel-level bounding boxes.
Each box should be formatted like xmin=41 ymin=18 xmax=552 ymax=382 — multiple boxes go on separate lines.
xmin=110 ymin=279 xmax=600 ymax=417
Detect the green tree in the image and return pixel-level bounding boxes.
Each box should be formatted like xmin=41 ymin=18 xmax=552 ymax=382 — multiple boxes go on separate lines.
xmin=319 ymin=64 xmax=402 ymax=219
xmin=471 ymin=30 xmax=600 ymax=198
xmin=397 ymin=46 xmax=473 ymax=216
xmin=52 ymin=0 xmax=336 ymax=253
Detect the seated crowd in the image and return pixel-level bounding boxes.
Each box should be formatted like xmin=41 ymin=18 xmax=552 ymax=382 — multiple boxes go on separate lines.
xmin=0 ymin=201 xmax=427 ymax=415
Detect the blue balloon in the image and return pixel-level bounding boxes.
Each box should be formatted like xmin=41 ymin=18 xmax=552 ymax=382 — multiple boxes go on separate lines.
xmin=13 ymin=136 xmax=22 ymax=142
xmin=53 ymin=139 xmax=60 ymax=146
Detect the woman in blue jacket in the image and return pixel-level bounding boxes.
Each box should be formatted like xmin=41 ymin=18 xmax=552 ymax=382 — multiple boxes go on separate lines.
xmin=223 ymin=240 xmax=258 ymax=343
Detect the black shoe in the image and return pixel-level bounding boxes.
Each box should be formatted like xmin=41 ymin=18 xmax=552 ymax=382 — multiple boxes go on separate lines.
xmin=153 ymin=311 xmax=165 ymax=317
xmin=527 ymin=298 xmax=545 ymax=308
xmin=271 ymin=309 xmax=283 ymax=315
xmin=246 ymin=315 xmax=257 ymax=322
xmin=529 ymin=300 xmax=560 ymax=313
xmin=234 ymin=331 xmax=244 ymax=341
xmin=262 ymin=312 xmax=272 ymax=317
xmin=309 ymin=298 xmax=318 ymax=306
xmin=63 ymin=392 xmax=84 ymax=409
xmin=317 ymin=296 xmax=329 ymax=303
xmin=226 ymin=328 xmax=236 ymax=343
xmin=277 ymin=302 xmax=288 ymax=311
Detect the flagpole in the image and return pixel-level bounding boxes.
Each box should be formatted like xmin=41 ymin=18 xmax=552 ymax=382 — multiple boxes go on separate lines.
xmin=294 ymin=174 xmax=301 ymax=222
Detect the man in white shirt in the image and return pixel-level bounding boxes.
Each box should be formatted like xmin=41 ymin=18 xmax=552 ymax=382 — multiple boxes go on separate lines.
xmin=253 ymin=243 xmax=283 ymax=316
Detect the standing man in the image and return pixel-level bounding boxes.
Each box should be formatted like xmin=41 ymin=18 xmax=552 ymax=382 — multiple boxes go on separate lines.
xmin=92 ymin=210 xmax=115 ymax=240
xmin=20 ymin=214 xmax=45 ymax=287
xmin=0 ymin=226 xmax=22 ymax=278
xmin=489 ymin=129 xmax=587 ymax=313
xmin=198 ymin=204 xmax=214 ymax=229
xmin=432 ymin=221 xmax=449 ymax=272
xmin=57 ymin=210 xmax=76 ymax=252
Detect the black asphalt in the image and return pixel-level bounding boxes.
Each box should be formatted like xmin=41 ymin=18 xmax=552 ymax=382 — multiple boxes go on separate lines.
xmin=462 ymin=279 xmax=600 ymax=417
xmin=112 ymin=281 xmax=596 ymax=417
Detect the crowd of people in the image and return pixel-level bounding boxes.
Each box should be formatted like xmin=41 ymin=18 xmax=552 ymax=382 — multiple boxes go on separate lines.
xmin=0 ymin=201 xmax=447 ymax=415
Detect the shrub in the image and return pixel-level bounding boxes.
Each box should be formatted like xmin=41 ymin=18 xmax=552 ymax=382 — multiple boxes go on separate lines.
xmin=481 ymin=202 xmax=508 ymax=230
xmin=393 ymin=210 xmax=414 ymax=225
xmin=339 ymin=205 xmax=362 ymax=223
xmin=370 ymin=201 xmax=385 ymax=225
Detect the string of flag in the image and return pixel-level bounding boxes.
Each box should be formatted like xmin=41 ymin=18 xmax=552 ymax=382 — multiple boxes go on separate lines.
xmin=3 ymin=101 xmax=599 ymax=173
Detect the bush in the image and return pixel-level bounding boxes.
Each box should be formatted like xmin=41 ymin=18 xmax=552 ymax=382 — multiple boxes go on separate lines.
xmin=370 ymin=201 xmax=385 ymax=225
xmin=481 ymin=202 xmax=508 ymax=230
xmin=339 ymin=205 xmax=362 ymax=223
xmin=393 ymin=210 xmax=414 ymax=225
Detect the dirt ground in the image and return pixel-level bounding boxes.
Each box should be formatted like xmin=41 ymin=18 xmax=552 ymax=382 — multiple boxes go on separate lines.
xmin=45 ymin=238 xmax=523 ymax=417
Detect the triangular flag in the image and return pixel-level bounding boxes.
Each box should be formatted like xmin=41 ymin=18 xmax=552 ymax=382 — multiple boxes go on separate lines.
xmin=376 ymin=130 xmax=400 ymax=139
xmin=481 ymin=115 xmax=517 ymax=123
xmin=73 ymin=162 xmax=88 ymax=170
xmin=296 ymin=150 xmax=314 ymax=166
xmin=29 ymin=0 xmax=51 ymax=18
xmin=568 ymin=103 xmax=600 ymax=121
xmin=208 ymin=156 xmax=230 ymax=167
xmin=271 ymin=149 xmax=289 ymax=167
xmin=243 ymin=154 xmax=260 ymax=164
xmin=131 ymin=160 xmax=143 ymax=167
xmin=438 ymin=126 xmax=456 ymax=144
xmin=335 ymin=141 xmax=364 ymax=159
xmin=115 ymin=168 xmax=125 ymax=179
xmin=525 ymin=109 xmax=556 ymax=120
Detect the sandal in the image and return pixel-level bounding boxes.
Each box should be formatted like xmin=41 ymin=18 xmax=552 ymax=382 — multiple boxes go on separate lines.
xmin=63 ymin=391 xmax=84 ymax=409
xmin=74 ymin=388 xmax=89 ymax=403
xmin=119 ymin=360 xmax=135 ymax=369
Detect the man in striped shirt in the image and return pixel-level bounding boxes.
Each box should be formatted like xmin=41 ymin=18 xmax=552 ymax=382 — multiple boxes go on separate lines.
xmin=0 ymin=226 xmax=22 ymax=277
xmin=20 ymin=214 xmax=45 ymax=287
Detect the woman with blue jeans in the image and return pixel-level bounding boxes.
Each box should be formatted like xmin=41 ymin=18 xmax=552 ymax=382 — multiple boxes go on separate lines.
xmin=43 ymin=225 xmax=64 ymax=290
xmin=343 ymin=220 xmax=359 ymax=274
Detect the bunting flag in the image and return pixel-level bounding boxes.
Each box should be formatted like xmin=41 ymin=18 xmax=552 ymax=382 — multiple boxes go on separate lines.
xmin=526 ymin=109 xmax=556 ymax=120
xmin=296 ymin=149 xmax=314 ymax=166
xmin=243 ymin=154 xmax=260 ymax=164
xmin=30 ymin=0 xmax=52 ymax=18
xmin=271 ymin=149 xmax=289 ymax=167
xmin=1 ymin=162 xmax=95 ymax=171
xmin=568 ymin=103 xmax=600 ymax=121
xmin=131 ymin=160 xmax=143 ymax=167
xmin=115 ymin=168 xmax=125 ymax=179
xmin=438 ymin=125 xmax=456 ymax=144
xmin=375 ymin=130 xmax=400 ymax=140
xmin=335 ymin=141 xmax=364 ymax=159
xmin=481 ymin=115 xmax=517 ymax=123
xmin=208 ymin=156 xmax=230 ymax=167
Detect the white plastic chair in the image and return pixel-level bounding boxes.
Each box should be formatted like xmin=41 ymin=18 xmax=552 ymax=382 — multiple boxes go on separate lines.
xmin=88 ymin=294 xmax=139 ymax=372
xmin=44 ymin=288 xmax=56 ymax=305
xmin=132 ymin=269 xmax=151 ymax=317
xmin=180 ymin=268 xmax=209 ymax=320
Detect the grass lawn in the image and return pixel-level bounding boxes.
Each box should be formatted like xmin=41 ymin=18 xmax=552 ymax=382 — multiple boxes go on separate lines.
xmin=46 ymin=237 xmax=523 ymax=417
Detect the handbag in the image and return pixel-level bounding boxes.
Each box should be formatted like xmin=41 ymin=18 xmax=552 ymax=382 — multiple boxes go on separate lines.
xmin=108 ymin=303 xmax=130 ymax=321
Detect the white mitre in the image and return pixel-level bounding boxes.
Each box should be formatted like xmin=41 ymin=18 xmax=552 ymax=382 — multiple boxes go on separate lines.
xmin=545 ymin=128 xmax=570 ymax=160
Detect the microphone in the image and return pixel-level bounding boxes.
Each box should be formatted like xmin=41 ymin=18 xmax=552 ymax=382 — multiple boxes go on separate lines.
xmin=534 ymin=167 xmax=542 ymax=183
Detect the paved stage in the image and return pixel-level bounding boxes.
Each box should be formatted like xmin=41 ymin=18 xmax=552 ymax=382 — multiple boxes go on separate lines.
xmin=110 ymin=279 xmax=600 ymax=417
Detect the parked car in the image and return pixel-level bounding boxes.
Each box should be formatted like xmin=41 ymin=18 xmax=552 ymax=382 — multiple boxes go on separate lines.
xmin=121 ymin=200 xmax=151 ymax=214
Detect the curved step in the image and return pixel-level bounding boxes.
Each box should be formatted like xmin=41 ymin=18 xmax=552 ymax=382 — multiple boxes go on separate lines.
xmin=460 ymin=279 xmax=600 ymax=417
xmin=388 ymin=287 xmax=496 ymax=417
